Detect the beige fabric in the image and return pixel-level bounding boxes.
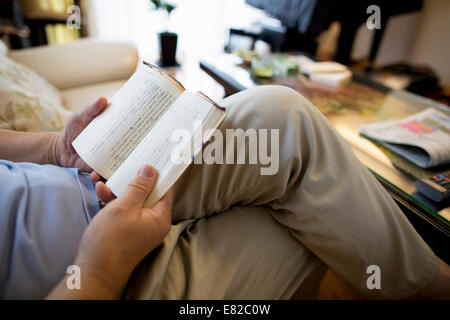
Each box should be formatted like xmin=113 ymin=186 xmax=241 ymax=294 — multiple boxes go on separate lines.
xmin=61 ymin=80 xmax=125 ymax=111
xmin=0 ymin=55 xmax=61 ymax=106
xmin=7 ymin=39 xmax=139 ymax=90
xmin=0 ymin=55 xmax=68 ymax=131
xmin=0 ymin=40 xmax=8 ymax=56
xmin=4 ymin=39 xmax=138 ymax=126
xmin=125 ymin=86 xmax=438 ymax=299
xmin=127 ymin=206 xmax=324 ymax=299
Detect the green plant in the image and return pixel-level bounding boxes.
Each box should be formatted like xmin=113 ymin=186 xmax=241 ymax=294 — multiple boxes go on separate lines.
xmin=149 ymin=0 xmax=177 ymax=16
xmin=149 ymin=0 xmax=177 ymax=32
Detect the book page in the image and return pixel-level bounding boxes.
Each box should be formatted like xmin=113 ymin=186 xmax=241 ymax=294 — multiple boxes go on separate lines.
xmin=72 ymin=63 xmax=183 ymax=178
xmin=360 ymin=108 xmax=450 ymax=168
xmin=106 ymin=91 xmax=218 ymax=205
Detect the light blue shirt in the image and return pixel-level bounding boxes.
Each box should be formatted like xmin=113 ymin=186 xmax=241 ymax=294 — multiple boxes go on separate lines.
xmin=0 ymin=160 xmax=99 ymax=299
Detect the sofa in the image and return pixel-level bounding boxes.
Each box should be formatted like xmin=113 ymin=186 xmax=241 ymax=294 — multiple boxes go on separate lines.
xmin=1 ymin=38 xmax=139 ymax=131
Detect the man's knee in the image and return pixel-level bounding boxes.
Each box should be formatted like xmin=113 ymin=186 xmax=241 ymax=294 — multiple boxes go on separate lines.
xmin=222 ymin=85 xmax=319 ymax=130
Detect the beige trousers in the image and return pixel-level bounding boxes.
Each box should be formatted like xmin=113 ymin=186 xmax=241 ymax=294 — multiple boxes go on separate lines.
xmin=125 ymin=86 xmax=438 ymax=299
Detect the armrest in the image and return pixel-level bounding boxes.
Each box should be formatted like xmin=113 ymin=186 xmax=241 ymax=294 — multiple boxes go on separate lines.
xmin=7 ymin=39 xmax=139 ymax=90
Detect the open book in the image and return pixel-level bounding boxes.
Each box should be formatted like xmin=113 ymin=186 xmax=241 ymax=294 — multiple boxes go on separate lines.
xmin=72 ymin=62 xmax=226 ymax=207
xmin=359 ymin=108 xmax=450 ymax=169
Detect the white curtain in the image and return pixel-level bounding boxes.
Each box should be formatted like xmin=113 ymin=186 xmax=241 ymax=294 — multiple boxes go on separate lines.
xmin=85 ymin=0 xmax=265 ymax=62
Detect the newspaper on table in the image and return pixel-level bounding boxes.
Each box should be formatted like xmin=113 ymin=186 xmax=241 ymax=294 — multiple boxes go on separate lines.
xmin=359 ymin=108 xmax=450 ymax=168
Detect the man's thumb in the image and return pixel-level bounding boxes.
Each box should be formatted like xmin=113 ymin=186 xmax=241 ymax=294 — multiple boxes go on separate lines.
xmin=121 ymin=165 xmax=158 ymax=206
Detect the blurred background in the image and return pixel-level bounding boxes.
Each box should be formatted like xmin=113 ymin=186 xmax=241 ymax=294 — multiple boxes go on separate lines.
xmin=1 ymin=0 xmax=450 ymax=103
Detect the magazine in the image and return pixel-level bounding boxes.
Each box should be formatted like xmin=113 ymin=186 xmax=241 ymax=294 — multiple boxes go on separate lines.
xmin=359 ymin=108 xmax=450 ymax=168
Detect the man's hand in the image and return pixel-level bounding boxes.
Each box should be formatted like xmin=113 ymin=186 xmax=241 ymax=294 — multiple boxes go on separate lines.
xmin=47 ymin=164 xmax=173 ymax=299
xmin=0 ymin=98 xmax=107 ymax=166
xmin=53 ymin=97 xmax=108 ymax=171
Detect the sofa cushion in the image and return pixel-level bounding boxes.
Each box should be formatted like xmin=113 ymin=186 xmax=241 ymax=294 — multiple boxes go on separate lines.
xmin=0 ymin=55 xmax=69 ymax=131
xmin=61 ymin=80 xmax=125 ymax=111
xmin=8 ymin=39 xmax=139 ymax=90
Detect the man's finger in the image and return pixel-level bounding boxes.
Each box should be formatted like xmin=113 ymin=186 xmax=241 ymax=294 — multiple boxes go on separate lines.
xmin=95 ymin=181 xmax=116 ymax=204
xmin=90 ymin=171 xmax=100 ymax=182
xmin=120 ymin=165 xmax=158 ymax=207
xmin=151 ymin=188 xmax=173 ymax=216
xmin=86 ymin=97 xmax=108 ymax=119
xmin=74 ymin=97 xmax=108 ymax=125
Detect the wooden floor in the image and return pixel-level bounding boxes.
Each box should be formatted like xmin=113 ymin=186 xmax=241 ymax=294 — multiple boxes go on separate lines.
xmin=289 ymin=266 xmax=364 ymax=300
xmin=318 ymin=269 xmax=364 ymax=300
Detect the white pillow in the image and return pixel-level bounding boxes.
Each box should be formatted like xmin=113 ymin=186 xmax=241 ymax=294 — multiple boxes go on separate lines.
xmin=0 ymin=55 xmax=69 ymax=131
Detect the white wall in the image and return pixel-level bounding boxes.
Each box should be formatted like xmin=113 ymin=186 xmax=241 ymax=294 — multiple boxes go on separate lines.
xmin=407 ymin=0 xmax=450 ymax=86
xmin=352 ymin=0 xmax=450 ymax=86
xmin=372 ymin=13 xmax=420 ymax=68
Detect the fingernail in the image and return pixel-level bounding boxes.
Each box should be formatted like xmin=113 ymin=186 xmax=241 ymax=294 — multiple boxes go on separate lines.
xmin=139 ymin=165 xmax=155 ymax=177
